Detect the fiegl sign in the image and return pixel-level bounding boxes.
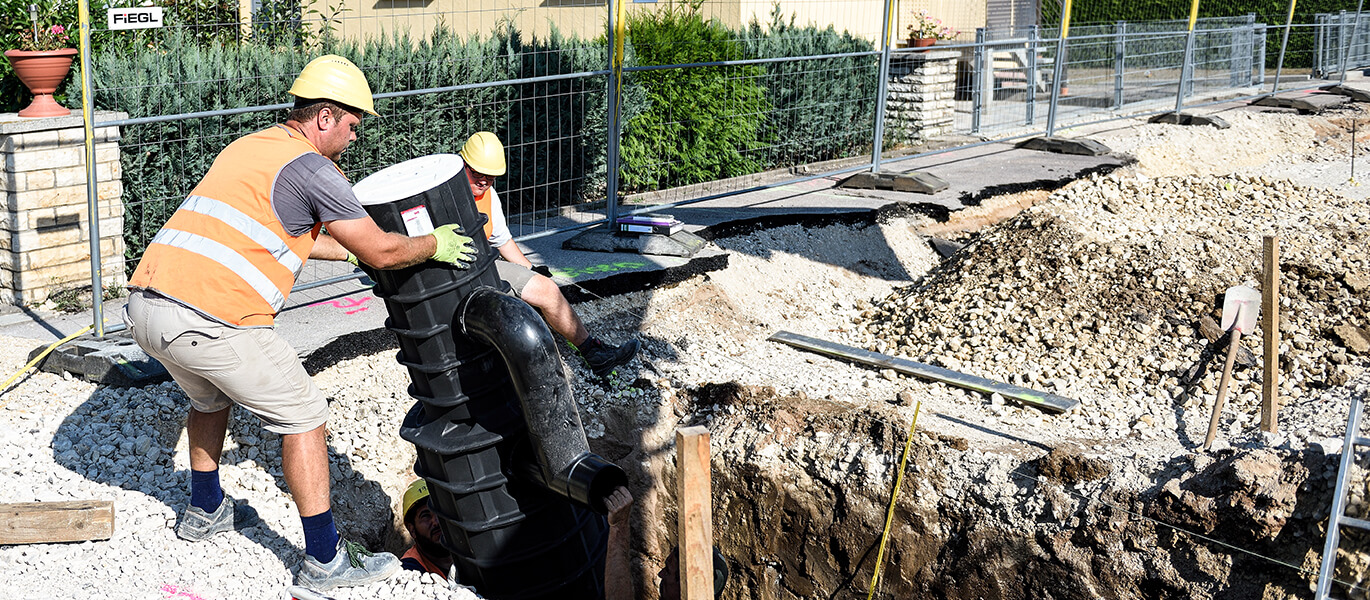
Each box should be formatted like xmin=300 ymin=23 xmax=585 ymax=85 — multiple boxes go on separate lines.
xmin=107 ymin=7 xmax=164 ymax=30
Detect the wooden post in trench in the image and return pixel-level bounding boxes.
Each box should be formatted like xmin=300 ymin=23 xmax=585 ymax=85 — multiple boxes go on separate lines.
xmin=1262 ymin=235 xmax=1281 ymax=432
xmin=676 ymin=426 xmax=713 ymax=600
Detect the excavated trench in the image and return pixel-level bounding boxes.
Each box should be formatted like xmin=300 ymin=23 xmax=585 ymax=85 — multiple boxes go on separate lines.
xmin=566 ymin=107 xmax=1370 ymax=600
xmin=591 ymin=382 xmax=1345 ymax=600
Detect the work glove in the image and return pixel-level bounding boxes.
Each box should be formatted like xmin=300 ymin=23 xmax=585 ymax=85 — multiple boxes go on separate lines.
xmin=431 ymin=223 xmax=476 ymax=268
xmin=344 ymin=252 xmax=360 ymax=267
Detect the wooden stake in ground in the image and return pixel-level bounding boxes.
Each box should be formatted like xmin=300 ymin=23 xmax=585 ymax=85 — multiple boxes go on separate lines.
xmin=676 ymin=426 xmax=713 ymax=600
xmin=1262 ymin=235 xmax=1281 ymax=432
xmin=0 ymin=501 xmax=114 ymax=544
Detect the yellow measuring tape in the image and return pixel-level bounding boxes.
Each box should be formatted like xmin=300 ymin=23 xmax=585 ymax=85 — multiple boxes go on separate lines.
xmin=0 ymin=322 xmax=99 ymax=403
xmin=866 ymin=400 xmax=922 ymax=599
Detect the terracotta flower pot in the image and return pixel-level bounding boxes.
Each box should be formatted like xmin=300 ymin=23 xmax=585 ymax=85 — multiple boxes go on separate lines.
xmin=4 ymin=48 xmax=77 ymax=118
xmin=911 ymin=37 xmax=937 ymax=51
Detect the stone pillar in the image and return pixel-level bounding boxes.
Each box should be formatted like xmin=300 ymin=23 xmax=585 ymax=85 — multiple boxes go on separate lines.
xmin=884 ymin=49 xmax=958 ymax=146
xmin=0 ymin=111 xmax=127 ymax=306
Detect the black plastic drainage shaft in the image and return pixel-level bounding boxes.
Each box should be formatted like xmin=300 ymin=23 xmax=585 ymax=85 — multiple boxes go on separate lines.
xmin=353 ymin=154 xmax=626 ymax=599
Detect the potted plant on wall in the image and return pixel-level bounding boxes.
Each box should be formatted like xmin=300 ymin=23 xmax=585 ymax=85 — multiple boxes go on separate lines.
xmin=5 ymin=2 xmax=75 ymax=117
xmin=906 ymin=10 xmax=958 ymax=50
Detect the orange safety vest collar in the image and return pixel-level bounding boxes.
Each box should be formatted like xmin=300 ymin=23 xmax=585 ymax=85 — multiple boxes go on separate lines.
xmin=401 ymin=546 xmax=448 ymax=579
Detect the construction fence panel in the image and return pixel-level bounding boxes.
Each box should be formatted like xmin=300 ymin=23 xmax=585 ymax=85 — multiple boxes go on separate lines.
xmin=73 ymin=0 xmax=1366 ymax=314
xmin=87 ymin=0 xmax=611 ymax=293
xmin=1314 ymin=10 xmax=1370 ymax=77
xmin=613 ymin=0 xmax=885 ymax=208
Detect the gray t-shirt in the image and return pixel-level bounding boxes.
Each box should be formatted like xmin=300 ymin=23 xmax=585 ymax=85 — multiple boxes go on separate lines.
xmin=272 ymin=152 xmax=368 ymax=236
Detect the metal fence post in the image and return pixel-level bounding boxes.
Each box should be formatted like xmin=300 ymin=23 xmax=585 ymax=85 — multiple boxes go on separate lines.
xmin=1114 ymin=21 xmax=1126 ymax=110
xmin=1026 ymin=24 xmax=1038 ymax=126
xmin=78 ymin=0 xmax=103 ymax=338
xmin=605 ymin=0 xmax=625 ymax=226
xmin=1315 ymin=14 xmax=1327 ymax=78
xmin=1353 ymin=2 xmax=1369 ymax=82
xmin=971 ymin=28 xmax=985 ymax=135
xmin=1272 ymin=0 xmax=1298 ymax=93
xmin=1044 ymin=0 xmax=1072 ymax=137
xmin=1176 ymin=30 xmax=1196 ymax=111
xmin=1236 ymin=14 xmax=1256 ymax=87
xmin=1174 ymin=0 xmax=1200 ymax=114
xmin=870 ymin=0 xmax=895 ymax=172
xmin=1342 ymin=4 xmax=1365 ymax=83
xmin=1342 ymin=10 xmax=1351 ymax=77
xmin=1257 ymin=24 xmax=1267 ymax=86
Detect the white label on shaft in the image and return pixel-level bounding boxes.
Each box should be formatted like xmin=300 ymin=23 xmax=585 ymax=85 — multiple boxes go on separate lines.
xmin=401 ymin=206 xmax=434 ymax=236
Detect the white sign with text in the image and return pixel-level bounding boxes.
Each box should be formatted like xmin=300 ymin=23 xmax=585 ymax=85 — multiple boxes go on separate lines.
xmin=107 ymin=7 xmax=164 ymax=30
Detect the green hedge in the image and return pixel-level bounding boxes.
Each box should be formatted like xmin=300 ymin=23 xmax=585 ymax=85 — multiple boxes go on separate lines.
xmin=86 ymin=9 xmax=881 ymax=263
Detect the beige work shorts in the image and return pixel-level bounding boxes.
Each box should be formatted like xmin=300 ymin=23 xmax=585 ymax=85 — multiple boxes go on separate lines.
xmin=124 ymin=290 xmax=328 ymax=434
xmin=495 ymin=260 xmax=536 ymax=296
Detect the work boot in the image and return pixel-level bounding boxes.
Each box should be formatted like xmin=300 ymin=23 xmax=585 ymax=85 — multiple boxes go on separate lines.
xmin=580 ymin=337 xmax=640 ymax=378
xmin=295 ymin=539 xmax=401 ymax=592
xmin=175 ymin=496 xmax=259 ymax=542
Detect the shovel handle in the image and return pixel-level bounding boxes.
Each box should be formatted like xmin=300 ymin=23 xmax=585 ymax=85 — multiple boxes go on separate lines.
xmin=1204 ymin=329 xmax=1243 ymax=450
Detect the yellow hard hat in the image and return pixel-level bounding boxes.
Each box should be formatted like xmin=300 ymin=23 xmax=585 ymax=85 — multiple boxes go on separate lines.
xmin=461 ymin=131 xmax=507 ymax=176
xmin=288 ymin=54 xmax=379 ymax=117
xmin=401 ymin=479 xmax=430 ymax=521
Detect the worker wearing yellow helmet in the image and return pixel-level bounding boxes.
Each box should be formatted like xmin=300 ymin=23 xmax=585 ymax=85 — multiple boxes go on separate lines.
xmin=399 ymin=479 xmax=453 ymax=579
xmin=125 ymin=55 xmax=476 ymax=594
xmin=459 ymin=131 xmax=639 ymax=378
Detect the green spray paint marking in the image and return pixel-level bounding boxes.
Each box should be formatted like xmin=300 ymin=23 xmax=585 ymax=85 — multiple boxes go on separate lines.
xmin=550 ymin=261 xmax=648 ymax=279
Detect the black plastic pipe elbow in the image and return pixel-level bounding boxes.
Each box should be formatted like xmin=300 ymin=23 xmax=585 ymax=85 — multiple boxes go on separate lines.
xmin=459 ymin=286 xmax=628 ymax=513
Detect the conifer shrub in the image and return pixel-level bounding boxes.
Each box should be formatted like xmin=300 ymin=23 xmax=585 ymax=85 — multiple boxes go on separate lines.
xmin=619 ymin=0 xmax=769 ymax=191
xmin=743 ymin=5 xmax=878 ymax=167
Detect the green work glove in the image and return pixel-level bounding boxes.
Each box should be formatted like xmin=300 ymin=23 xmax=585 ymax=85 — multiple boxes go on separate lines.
xmin=431 ymin=223 xmax=476 ymax=268
xmin=344 ymin=252 xmax=360 ymax=267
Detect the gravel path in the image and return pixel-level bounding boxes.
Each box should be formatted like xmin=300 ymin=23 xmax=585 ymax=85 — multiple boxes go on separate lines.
xmin=0 ymin=102 xmax=1366 ymax=598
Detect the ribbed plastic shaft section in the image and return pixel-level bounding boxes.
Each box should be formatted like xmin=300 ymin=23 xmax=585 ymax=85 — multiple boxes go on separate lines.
xmin=360 ymin=169 xmax=607 ymax=599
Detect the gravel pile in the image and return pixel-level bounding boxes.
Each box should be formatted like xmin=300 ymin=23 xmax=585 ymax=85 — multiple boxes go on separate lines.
xmin=854 ymin=170 xmax=1369 ymax=448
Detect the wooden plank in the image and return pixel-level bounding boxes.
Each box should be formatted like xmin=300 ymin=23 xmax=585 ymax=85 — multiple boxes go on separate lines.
xmin=768 ymin=330 xmax=1079 ymax=414
xmin=676 ymin=426 xmax=712 ymax=600
xmin=1262 ymin=235 xmax=1281 ymax=433
xmin=0 ymin=501 xmax=114 ymax=544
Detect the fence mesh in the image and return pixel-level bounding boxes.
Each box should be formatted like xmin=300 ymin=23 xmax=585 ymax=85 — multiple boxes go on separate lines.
xmin=33 ymin=0 xmax=1368 ymax=307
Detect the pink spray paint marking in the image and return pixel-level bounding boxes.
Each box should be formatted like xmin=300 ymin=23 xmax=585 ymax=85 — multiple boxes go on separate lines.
xmin=310 ymin=296 xmax=372 ymax=315
xmin=160 ymin=583 xmax=210 ymax=600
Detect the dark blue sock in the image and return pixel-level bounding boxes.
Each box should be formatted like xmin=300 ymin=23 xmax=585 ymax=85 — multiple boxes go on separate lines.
xmin=301 ymin=510 xmax=340 ymax=564
xmin=189 ymin=468 xmax=223 ymax=513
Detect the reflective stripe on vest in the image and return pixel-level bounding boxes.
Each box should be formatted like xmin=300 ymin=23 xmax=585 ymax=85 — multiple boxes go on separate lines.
xmin=148 ymin=228 xmax=287 ymax=311
xmin=128 ymin=125 xmax=327 ymax=327
xmin=180 ymin=195 xmax=304 ymax=277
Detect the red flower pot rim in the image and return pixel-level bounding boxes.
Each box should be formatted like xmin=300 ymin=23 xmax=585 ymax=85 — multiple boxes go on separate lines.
xmin=5 ymin=47 xmax=78 ymax=58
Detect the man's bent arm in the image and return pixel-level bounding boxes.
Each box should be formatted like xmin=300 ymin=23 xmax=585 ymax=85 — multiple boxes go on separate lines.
xmin=311 ymin=233 xmax=349 ymax=262
xmin=324 ymin=216 xmax=437 ymax=269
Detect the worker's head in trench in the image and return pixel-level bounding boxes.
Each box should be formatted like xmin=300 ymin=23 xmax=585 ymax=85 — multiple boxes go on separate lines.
xmin=658 ymin=546 xmax=729 ymax=600
xmin=402 ymin=479 xmax=444 ymax=555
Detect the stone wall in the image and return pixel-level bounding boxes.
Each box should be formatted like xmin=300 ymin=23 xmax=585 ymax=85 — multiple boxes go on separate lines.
xmin=0 ymin=112 xmax=127 ymax=306
xmin=884 ymin=49 xmax=957 ymax=146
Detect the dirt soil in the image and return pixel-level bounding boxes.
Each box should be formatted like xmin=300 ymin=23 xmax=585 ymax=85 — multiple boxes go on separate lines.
xmin=571 ymin=102 xmax=1370 ymax=600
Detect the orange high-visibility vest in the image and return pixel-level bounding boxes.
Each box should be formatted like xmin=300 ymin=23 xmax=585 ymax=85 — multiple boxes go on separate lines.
xmin=401 ymin=546 xmax=447 ymax=579
xmin=129 ymin=125 xmax=332 ymax=327
xmin=473 ymin=187 xmax=494 ymax=240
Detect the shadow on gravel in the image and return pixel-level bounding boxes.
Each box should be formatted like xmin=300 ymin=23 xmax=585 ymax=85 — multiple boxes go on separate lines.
xmin=52 ymin=385 xmax=398 ymax=572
